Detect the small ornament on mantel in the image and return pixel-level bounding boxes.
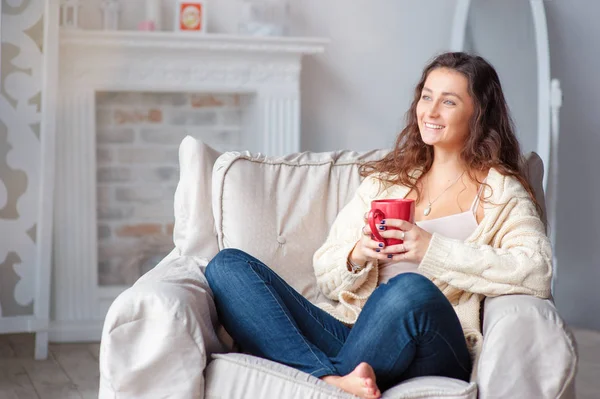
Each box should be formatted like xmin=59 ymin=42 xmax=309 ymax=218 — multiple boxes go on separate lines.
xmin=175 ymin=0 xmax=207 ymax=33
xmin=101 ymin=0 xmax=121 ymax=31
xmin=60 ymin=0 xmax=82 ymax=29
xmin=238 ymin=0 xmax=290 ymax=37
xmin=146 ymin=0 xmax=163 ymax=30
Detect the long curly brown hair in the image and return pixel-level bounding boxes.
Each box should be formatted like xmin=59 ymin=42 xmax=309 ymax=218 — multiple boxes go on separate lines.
xmin=360 ymin=52 xmax=540 ymax=213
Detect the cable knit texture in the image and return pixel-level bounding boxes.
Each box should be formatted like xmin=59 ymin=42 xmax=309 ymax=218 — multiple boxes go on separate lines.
xmin=312 ymin=168 xmax=553 ymax=379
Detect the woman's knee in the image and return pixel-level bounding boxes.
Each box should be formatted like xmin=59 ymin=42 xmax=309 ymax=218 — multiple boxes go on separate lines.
xmin=379 ymin=273 xmax=447 ymax=311
xmin=205 ymin=248 xmax=253 ymax=285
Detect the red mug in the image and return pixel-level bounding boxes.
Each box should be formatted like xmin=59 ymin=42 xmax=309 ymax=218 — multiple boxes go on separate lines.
xmin=368 ymin=199 xmax=415 ymax=246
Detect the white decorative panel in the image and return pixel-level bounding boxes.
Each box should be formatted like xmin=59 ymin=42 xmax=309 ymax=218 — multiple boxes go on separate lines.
xmin=0 ymin=0 xmax=44 ymax=318
xmin=0 ymin=0 xmax=58 ymax=360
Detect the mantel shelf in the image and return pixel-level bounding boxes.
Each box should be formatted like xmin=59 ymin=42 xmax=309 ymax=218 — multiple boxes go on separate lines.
xmin=60 ymin=29 xmax=329 ymax=55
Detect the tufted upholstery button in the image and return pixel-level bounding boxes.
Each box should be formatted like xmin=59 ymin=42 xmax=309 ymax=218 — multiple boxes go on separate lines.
xmin=277 ymin=236 xmax=286 ymax=245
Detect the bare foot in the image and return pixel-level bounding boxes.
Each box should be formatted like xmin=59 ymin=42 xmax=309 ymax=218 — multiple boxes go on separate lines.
xmin=321 ymin=362 xmax=381 ymax=399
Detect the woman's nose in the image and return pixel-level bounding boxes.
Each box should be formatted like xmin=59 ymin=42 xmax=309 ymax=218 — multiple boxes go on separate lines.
xmin=426 ymin=102 xmax=440 ymax=118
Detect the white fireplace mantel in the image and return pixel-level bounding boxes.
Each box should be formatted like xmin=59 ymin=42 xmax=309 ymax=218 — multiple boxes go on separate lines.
xmin=60 ymin=30 xmax=328 ymax=96
xmin=52 ymin=29 xmax=328 ymax=341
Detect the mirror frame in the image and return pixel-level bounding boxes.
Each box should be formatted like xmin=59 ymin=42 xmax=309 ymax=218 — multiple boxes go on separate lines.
xmin=451 ymin=0 xmax=551 ymax=190
xmin=450 ymin=0 xmax=562 ymax=293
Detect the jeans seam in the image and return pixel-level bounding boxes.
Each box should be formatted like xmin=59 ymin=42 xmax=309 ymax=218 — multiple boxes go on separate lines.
xmin=247 ymin=261 xmax=336 ymax=376
xmin=423 ymin=329 xmax=471 ymax=374
xmin=309 ymin=367 xmax=329 ymax=377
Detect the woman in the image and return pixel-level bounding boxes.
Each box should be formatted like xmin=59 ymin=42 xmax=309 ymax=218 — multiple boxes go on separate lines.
xmin=205 ymin=52 xmax=552 ymax=399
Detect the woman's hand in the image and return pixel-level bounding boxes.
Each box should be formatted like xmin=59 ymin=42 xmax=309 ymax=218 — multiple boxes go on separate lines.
xmin=349 ymin=216 xmax=434 ymax=267
xmin=377 ymin=219 xmax=433 ymax=263
xmin=348 ymin=214 xmax=396 ymax=267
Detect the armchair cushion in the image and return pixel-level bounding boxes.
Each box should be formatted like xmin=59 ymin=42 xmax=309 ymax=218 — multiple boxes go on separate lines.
xmin=477 ymin=295 xmax=577 ymax=399
xmin=211 ymin=149 xmax=388 ymax=304
xmin=99 ymin=253 xmax=227 ymax=399
xmin=205 ymin=353 xmax=478 ymax=399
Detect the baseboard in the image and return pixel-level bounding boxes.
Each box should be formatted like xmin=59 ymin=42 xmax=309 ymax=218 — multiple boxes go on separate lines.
xmin=49 ymin=320 xmax=104 ymax=342
xmin=0 ymin=316 xmax=48 ymax=334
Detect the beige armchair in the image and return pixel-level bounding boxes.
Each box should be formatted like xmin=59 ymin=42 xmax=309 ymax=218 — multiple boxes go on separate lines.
xmin=99 ymin=136 xmax=577 ymax=399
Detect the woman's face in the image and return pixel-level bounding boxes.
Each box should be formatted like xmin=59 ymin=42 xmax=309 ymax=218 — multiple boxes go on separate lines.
xmin=416 ymin=68 xmax=475 ymax=151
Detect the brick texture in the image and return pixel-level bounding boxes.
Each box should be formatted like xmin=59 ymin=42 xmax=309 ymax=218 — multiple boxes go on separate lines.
xmin=165 ymin=223 xmax=174 ymax=236
xmin=97 ymin=128 xmax=135 ymax=144
xmin=97 ymin=167 xmax=131 ymax=183
xmin=97 ymin=148 xmax=113 ymax=164
xmin=114 ymin=109 xmax=163 ymax=124
xmin=140 ymin=128 xmax=188 ymax=144
xmin=116 ymin=224 xmax=162 ymax=237
xmin=117 ymin=148 xmax=178 ymax=164
xmin=96 ymin=91 xmax=243 ymax=286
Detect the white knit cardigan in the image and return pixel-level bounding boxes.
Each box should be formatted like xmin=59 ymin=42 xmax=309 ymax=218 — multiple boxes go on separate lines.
xmin=312 ymin=168 xmax=553 ymax=378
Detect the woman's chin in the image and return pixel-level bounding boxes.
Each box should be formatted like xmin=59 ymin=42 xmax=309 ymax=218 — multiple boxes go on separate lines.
xmin=419 ymin=133 xmax=440 ymax=146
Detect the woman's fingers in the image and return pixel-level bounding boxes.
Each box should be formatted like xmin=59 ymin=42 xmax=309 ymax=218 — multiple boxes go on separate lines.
xmin=380 ymin=243 xmax=407 ymax=254
xmin=359 ymin=222 xmax=411 ymax=261
xmin=378 ymin=218 xmax=412 ymax=231
xmin=377 ymin=228 xmax=406 ymax=241
xmin=356 ymin=236 xmax=388 ymax=261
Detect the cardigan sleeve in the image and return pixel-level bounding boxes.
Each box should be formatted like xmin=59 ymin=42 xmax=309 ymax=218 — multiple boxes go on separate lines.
xmin=312 ymin=175 xmax=380 ymax=301
xmin=419 ymin=186 xmax=553 ymax=299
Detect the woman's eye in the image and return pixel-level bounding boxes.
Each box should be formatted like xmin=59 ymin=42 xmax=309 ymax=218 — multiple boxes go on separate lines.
xmin=421 ymin=95 xmax=431 ymax=100
xmin=444 ymin=99 xmax=456 ymax=106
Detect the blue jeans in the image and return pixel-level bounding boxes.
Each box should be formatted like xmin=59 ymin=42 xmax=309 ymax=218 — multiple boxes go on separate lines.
xmin=205 ymin=248 xmax=471 ymax=391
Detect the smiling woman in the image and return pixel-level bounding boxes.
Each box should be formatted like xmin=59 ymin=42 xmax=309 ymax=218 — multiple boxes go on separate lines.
xmin=205 ymin=52 xmax=555 ymax=398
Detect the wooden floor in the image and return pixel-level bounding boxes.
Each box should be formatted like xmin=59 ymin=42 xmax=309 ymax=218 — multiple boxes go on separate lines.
xmin=0 ymin=329 xmax=598 ymax=398
xmin=0 ymin=334 xmax=99 ymax=399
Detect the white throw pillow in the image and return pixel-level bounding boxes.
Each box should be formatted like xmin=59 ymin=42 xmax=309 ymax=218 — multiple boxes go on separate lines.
xmin=173 ymin=136 xmax=222 ymax=259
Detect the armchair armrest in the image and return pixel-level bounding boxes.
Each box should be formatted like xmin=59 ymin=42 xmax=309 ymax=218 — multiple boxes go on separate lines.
xmin=476 ymin=295 xmax=578 ymax=399
xmin=99 ymin=252 xmax=228 ymax=399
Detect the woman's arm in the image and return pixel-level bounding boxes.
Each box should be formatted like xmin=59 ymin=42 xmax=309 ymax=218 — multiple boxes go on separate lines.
xmin=419 ymin=195 xmax=553 ymax=299
xmin=312 ymin=175 xmax=379 ymax=300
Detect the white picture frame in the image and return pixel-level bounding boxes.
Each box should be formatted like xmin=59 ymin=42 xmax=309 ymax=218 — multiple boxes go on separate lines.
xmin=174 ymin=0 xmax=207 ymax=33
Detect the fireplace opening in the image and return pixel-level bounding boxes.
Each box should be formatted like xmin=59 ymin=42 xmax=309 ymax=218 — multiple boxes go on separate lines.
xmin=95 ymin=91 xmax=246 ymax=286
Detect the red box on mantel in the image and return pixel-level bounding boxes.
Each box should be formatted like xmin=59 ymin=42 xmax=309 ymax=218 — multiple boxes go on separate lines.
xmin=176 ymin=1 xmax=207 ymax=32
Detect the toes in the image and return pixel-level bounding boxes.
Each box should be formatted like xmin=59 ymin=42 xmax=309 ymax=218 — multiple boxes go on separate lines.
xmin=362 ymin=387 xmax=380 ymax=399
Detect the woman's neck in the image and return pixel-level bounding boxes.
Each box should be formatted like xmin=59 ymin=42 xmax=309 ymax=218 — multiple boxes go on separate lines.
xmin=428 ymin=148 xmax=466 ymax=181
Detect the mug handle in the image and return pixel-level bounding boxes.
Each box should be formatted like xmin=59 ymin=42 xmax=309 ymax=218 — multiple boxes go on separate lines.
xmin=368 ymin=209 xmax=386 ymax=244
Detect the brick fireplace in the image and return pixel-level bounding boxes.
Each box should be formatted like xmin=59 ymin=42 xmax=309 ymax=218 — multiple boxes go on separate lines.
xmin=52 ymin=29 xmax=327 ymax=341
xmin=95 ymin=92 xmax=245 ymax=286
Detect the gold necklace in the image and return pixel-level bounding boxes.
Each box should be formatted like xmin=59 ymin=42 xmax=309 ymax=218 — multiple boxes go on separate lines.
xmin=424 ymin=171 xmax=465 ymax=216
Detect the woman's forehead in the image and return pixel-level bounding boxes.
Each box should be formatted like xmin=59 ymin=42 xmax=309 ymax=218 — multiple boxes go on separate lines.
xmin=424 ymin=68 xmax=469 ymax=93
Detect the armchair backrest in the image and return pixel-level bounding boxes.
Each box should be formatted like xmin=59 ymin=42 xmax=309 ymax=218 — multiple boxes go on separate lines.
xmin=172 ymin=136 xmax=547 ymax=304
xmin=211 ymin=149 xmax=388 ymax=304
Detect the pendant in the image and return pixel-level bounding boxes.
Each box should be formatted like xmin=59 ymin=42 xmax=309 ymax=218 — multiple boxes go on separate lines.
xmin=424 ymin=205 xmax=432 ymax=216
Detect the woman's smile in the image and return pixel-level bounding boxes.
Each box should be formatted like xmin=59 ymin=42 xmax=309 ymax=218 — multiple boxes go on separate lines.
xmin=423 ymin=122 xmax=445 ymax=130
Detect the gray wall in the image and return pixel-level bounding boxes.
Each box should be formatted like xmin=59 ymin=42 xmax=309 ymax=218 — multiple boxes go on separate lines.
xmin=463 ymin=0 xmax=538 ymax=155
xmin=296 ymin=0 xmax=456 ymax=152
xmin=296 ymin=0 xmax=537 ymax=155
xmin=546 ymin=0 xmax=600 ymax=330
